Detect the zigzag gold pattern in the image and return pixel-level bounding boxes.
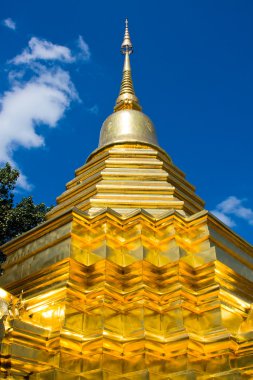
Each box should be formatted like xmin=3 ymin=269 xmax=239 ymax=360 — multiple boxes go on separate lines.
xmin=1 ymin=209 xmax=253 ymax=378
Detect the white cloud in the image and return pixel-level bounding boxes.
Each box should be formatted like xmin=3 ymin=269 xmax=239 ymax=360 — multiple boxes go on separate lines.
xmin=77 ymin=35 xmax=91 ymax=61
xmin=12 ymin=37 xmax=75 ymax=64
xmin=211 ymin=210 xmax=236 ymax=227
xmin=215 ymin=196 xmax=241 ymax=214
xmin=88 ymin=104 xmax=99 ymax=115
xmin=211 ymin=196 xmax=253 ymax=227
xmin=0 ymin=37 xmax=82 ymax=189
xmin=0 ymin=68 xmax=78 ymax=188
xmin=3 ymin=18 xmax=16 ymax=30
xmin=17 ymin=173 xmax=31 ymax=191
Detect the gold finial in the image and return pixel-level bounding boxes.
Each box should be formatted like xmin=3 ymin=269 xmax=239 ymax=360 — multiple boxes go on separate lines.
xmin=114 ymin=19 xmax=142 ymax=112
xmin=121 ymin=19 xmax=133 ymax=54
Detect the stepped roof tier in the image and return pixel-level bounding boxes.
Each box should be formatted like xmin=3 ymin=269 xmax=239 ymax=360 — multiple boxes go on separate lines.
xmin=0 ymin=20 xmax=253 ymax=380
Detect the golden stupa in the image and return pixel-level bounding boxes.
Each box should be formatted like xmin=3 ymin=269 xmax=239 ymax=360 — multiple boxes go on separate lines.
xmin=0 ymin=20 xmax=253 ymax=379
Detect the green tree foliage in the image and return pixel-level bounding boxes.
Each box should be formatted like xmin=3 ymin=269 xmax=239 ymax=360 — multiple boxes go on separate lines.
xmin=0 ymin=163 xmax=51 ymax=247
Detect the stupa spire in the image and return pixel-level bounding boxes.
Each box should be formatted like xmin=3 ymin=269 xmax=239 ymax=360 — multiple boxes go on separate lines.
xmin=114 ymin=19 xmax=142 ymax=112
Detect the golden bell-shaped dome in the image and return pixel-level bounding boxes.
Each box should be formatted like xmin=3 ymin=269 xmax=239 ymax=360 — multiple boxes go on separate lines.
xmin=99 ymin=109 xmax=158 ymax=148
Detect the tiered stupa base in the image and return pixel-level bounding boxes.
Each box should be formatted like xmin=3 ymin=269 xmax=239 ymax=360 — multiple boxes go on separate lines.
xmin=1 ymin=209 xmax=253 ymax=379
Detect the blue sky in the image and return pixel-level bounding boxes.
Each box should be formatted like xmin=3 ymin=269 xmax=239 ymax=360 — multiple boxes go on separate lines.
xmin=0 ymin=0 xmax=253 ymax=243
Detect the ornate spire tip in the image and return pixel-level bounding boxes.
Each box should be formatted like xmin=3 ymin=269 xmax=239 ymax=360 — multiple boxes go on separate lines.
xmin=114 ymin=19 xmax=141 ymax=112
xmin=121 ymin=18 xmax=133 ymax=54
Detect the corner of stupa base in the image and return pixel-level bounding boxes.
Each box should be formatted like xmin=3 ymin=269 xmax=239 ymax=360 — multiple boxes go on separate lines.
xmin=0 ymin=207 xmax=253 ymax=378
